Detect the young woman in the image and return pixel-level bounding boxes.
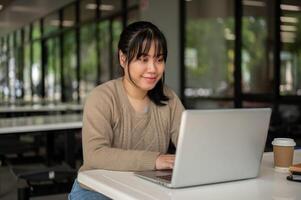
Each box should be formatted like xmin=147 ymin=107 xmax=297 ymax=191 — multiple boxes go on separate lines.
xmin=69 ymin=21 xmax=184 ymax=200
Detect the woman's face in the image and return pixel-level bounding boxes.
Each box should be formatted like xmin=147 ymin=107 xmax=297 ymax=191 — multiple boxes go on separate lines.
xmin=121 ymin=41 xmax=165 ymax=92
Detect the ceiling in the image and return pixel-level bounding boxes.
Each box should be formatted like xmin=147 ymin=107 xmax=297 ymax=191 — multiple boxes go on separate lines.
xmin=0 ymin=0 xmax=74 ymax=37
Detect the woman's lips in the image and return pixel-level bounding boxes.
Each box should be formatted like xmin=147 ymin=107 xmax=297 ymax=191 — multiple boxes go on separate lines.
xmin=143 ymin=76 xmax=157 ymax=83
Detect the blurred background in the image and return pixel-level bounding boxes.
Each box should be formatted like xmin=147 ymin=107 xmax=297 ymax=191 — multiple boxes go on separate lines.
xmin=0 ymin=0 xmax=301 ymax=199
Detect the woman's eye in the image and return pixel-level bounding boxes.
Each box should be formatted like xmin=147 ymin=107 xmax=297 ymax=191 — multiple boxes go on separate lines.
xmin=157 ymin=58 xmax=164 ymax=63
xmin=139 ymin=57 xmax=148 ymax=62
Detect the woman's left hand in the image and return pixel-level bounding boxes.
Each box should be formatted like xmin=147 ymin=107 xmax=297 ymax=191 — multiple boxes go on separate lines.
xmin=155 ymin=154 xmax=175 ymax=170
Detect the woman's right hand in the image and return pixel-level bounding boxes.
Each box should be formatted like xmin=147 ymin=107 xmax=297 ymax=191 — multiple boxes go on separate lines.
xmin=155 ymin=154 xmax=175 ymax=170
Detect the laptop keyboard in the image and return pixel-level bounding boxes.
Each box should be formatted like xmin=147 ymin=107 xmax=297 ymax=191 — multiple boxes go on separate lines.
xmin=156 ymin=174 xmax=172 ymax=181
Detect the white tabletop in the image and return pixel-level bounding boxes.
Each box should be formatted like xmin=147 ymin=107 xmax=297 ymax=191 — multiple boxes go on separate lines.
xmin=78 ymin=150 xmax=301 ymax=200
xmin=0 ymin=104 xmax=83 ymax=113
xmin=0 ymin=114 xmax=82 ymax=134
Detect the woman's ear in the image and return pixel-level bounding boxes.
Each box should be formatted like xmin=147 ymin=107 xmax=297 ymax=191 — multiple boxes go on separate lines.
xmin=119 ymin=50 xmax=127 ymax=68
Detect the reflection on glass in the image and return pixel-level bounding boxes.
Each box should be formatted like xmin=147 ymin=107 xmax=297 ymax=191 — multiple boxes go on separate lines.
xmin=32 ymin=41 xmax=42 ymax=103
xmin=63 ymin=31 xmax=77 ymax=102
xmin=242 ymin=0 xmax=272 ymax=94
xmin=45 ymin=37 xmax=61 ymax=102
xmin=185 ymin=0 xmax=235 ymax=99
xmin=80 ymin=23 xmax=97 ymax=101
xmin=280 ymin=0 xmax=301 ymax=95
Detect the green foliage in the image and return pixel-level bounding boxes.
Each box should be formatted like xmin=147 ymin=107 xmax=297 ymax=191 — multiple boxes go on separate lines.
xmin=242 ymin=17 xmax=267 ymax=72
xmin=186 ymin=18 xmax=234 ymax=91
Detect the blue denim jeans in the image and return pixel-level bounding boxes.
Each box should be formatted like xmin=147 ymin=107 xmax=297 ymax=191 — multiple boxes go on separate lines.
xmin=68 ymin=179 xmax=111 ymax=200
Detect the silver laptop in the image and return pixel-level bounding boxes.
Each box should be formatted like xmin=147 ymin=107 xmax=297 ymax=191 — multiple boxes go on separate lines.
xmin=135 ymin=108 xmax=271 ymax=188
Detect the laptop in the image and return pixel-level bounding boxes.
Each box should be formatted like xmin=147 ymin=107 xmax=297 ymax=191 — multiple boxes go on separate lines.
xmin=135 ymin=108 xmax=272 ymax=188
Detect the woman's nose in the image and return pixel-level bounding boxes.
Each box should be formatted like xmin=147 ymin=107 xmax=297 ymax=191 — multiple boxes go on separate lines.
xmin=147 ymin=61 xmax=156 ymax=72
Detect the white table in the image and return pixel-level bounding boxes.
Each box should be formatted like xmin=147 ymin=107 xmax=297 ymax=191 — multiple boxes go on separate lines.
xmin=78 ymin=150 xmax=301 ymax=200
xmin=0 ymin=114 xmax=82 ymax=134
xmin=0 ymin=104 xmax=83 ymax=119
xmin=0 ymin=104 xmax=83 ymax=113
xmin=0 ymin=114 xmax=83 ymax=167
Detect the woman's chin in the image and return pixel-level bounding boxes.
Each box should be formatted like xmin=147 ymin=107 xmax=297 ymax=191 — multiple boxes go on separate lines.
xmin=140 ymin=83 xmax=157 ymax=91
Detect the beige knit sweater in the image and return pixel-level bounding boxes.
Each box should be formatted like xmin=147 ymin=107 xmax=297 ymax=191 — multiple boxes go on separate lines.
xmin=79 ymin=78 xmax=184 ymax=173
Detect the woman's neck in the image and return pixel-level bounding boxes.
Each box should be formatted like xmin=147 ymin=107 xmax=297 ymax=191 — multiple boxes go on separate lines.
xmin=122 ymin=77 xmax=148 ymax=100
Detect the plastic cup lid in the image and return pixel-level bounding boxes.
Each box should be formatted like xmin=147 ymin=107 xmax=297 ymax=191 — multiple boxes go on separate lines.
xmin=272 ymin=138 xmax=296 ymax=147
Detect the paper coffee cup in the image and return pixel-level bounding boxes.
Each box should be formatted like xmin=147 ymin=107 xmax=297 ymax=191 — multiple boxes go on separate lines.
xmin=272 ymin=138 xmax=296 ymax=172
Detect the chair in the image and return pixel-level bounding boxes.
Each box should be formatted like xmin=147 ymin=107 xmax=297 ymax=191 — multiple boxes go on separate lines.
xmin=11 ymin=164 xmax=76 ymax=200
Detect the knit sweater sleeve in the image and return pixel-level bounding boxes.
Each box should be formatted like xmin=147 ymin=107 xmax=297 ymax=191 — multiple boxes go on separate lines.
xmin=167 ymin=89 xmax=185 ymax=147
xmin=81 ymin=87 xmax=160 ymax=172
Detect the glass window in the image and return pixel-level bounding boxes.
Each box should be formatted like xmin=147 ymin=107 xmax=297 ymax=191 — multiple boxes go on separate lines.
xmin=63 ymin=4 xmax=76 ymax=28
xmin=80 ymin=23 xmax=97 ymax=100
xmin=44 ymin=12 xmax=60 ymax=35
xmin=0 ymin=38 xmax=8 ymax=102
xmin=8 ymin=34 xmax=16 ymax=103
xmin=242 ymin=0 xmax=272 ymax=94
xmin=100 ymin=0 xmax=121 ymax=18
xmin=99 ymin=20 xmax=110 ymax=83
xmin=63 ymin=30 xmax=77 ymax=102
xmin=243 ymin=101 xmax=272 ymax=108
xmin=185 ymin=0 xmax=235 ymax=101
xmin=128 ymin=0 xmax=139 ymax=24
xmin=23 ymin=25 xmax=32 ymax=103
xmin=3 ymin=37 xmax=9 ymax=103
xmin=128 ymin=0 xmax=139 ymax=8
xmin=32 ymin=21 xmax=41 ymax=40
xmin=112 ymin=18 xmax=123 ymax=78
xmin=0 ymin=39 xmax=2 ymax=101
xmin=128 ymin=1 xmax=140 ymax=24
xmin=45 ymin=37 xmax=61 ymax=102
xmin=14 ymin=30 xmax=23 ymax=101
xmin=23 ymin=43 xmax=32 ymax=102
xmin=81 ymin=0 xmax=96 ymax=22
xmin=24 ymin=25 xmax=31 ymax=43
xmin=32 ymin=41 xmax=42 ymax=103
xmin=15 ymin=30 xmax=22 ymax=46
xmin=280 ymin=0 xmax=301 ymax=96
xmin=186 ymin=99 xmax=234 ymax=109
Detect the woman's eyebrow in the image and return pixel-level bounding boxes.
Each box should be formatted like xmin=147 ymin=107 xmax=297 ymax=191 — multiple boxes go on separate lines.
xmin=137 ymin=53 xmax=163 ymax=58
xmin=155 ymin=53 xmax=164 ymax=58
xmin=138 ymin=53 xmax=149 ymax=57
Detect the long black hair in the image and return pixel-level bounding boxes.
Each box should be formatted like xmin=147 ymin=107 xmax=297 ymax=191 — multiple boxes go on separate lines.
xmin=118 ymin=21 xmax=169 ymax=106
